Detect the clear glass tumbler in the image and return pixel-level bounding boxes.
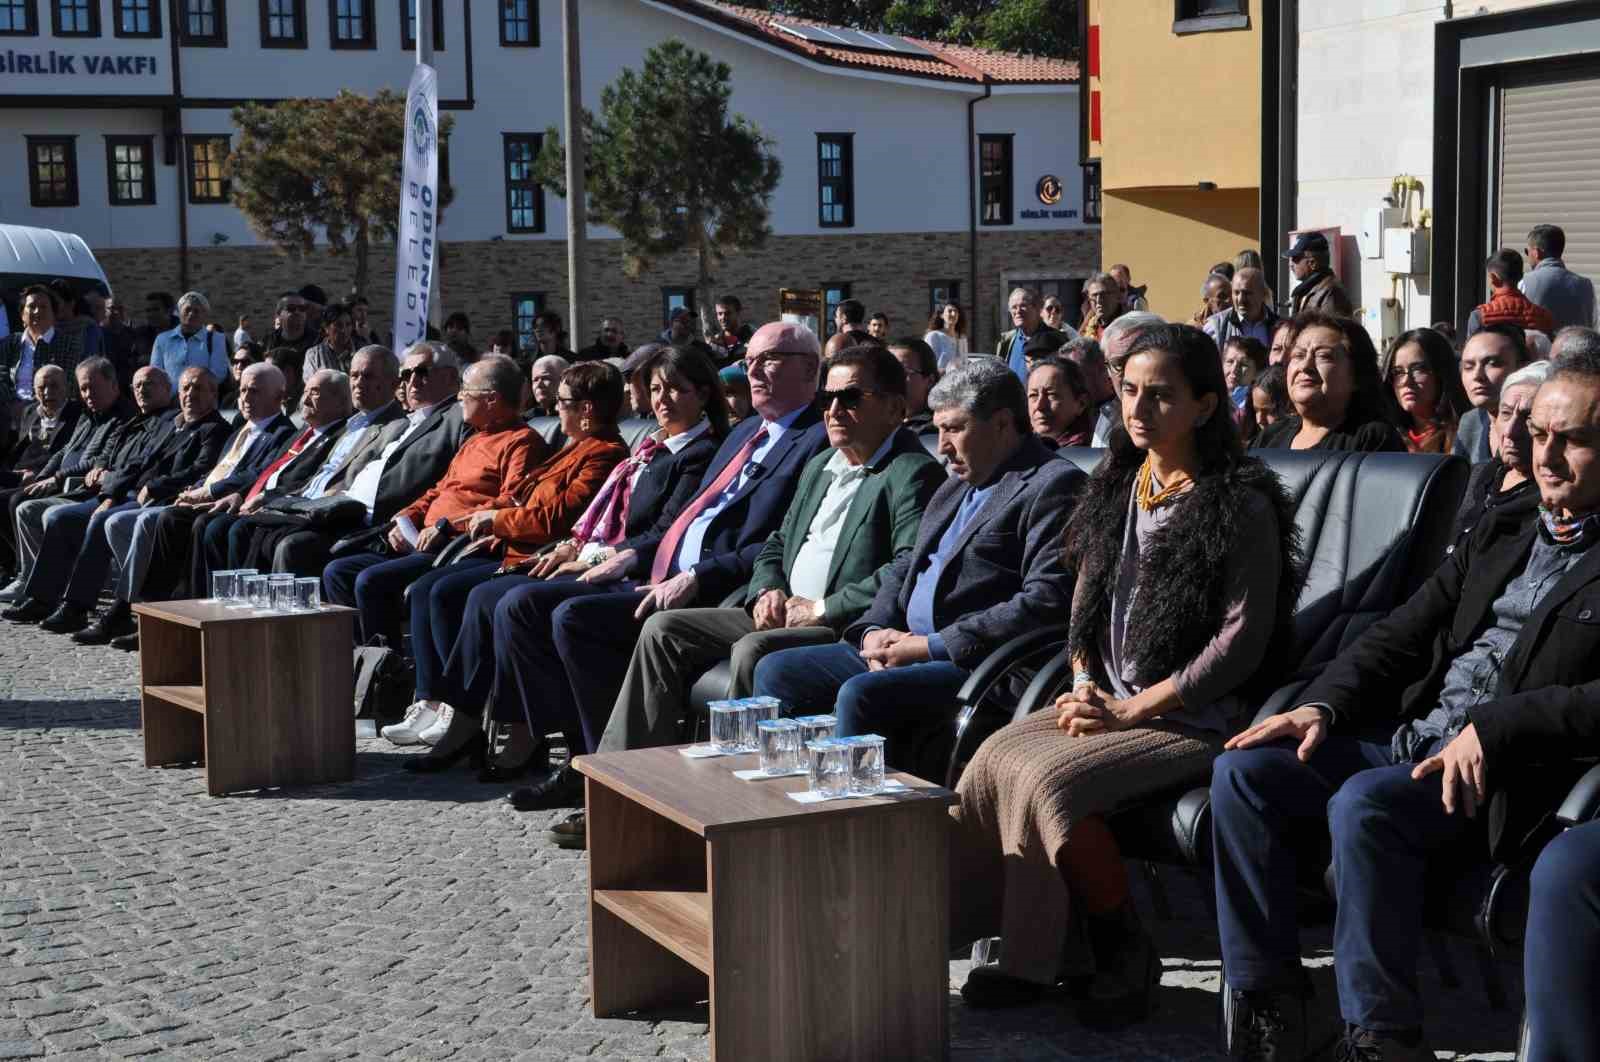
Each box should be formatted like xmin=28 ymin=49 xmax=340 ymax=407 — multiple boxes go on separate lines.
xmin=735 ymin=699 xmax=762 ymax=752
xmin=243 ymin=574 xmax=270 ymax=611
xmin=750 ymin=696 xmax=782 ymax=723
xmin=226 ymin=568 xmax=259 ymax=608
xmin=846 ymin=734 xmax=886 ymax=795
xmin=805 ymin=739 xmax=850 ymax=799
xmin=293 ymin=577 xmax=321 ymax=611
xmin=796 ymin=714 xmax=837 ymax=747
xmin=757 ymin=719 xmax=801 ymax=776
xmin=708 ymin=701 xmax=742 ymax=754
xmin=209 ymin=569 xmax=237 ymax=603
xmin=269 ymin=574 xmax=296 ymax=612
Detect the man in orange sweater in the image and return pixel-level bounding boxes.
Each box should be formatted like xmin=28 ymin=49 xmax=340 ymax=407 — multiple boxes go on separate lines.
xmin=322 ymin=354 xmax=543 ymax=645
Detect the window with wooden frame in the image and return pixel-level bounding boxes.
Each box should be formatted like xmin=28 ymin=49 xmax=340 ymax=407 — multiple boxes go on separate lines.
xmin=400 ymin=0 xmax=443 ymax=50
xmin=0 ymin=0 xmax=36 ymax=35
xmin=499 ymin=0 xmax=536 ymax=46
xmin=259 ymin=0 xmax=306 ymax=47
xmin=822 ymin=283 xmax=851 ymax=338
xmin=503 ymin=133 xmax=545 ymax=234
xmin=1082 ymin=162 xmax=1102 ymax=224
xmin=27 ymin=137 xmax=78 ymax=208
xmin=52 ymin=0 xmax=98 ymax=36
xmin=113 ymin=0 xmax=158 ymax=36
xmin=329 ymin=0 xmax=374 ymax=48
xmin=817 ymin=133 xmax=854 ymax=228
xmin=187 ymin=136 xmax=231 ymax=204
xmin=661 ymin=287 xmax=695 ymax=330
xmin=511 ymin=293 xmax=544 ymax=353
xmin=106 ymin=136 xmax=155 ymax=205
xmin=979 ymin=134 xmax=1013 ymax=226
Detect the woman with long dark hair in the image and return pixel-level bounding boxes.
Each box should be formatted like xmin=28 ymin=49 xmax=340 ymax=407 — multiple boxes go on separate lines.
xmin=952 ymin=324 xmax=1305 ymax=1027
xmin=1380 ymin=327 xmax=1472 ymax=454
xmin=1254 ymin=311 xmax=1405 ymax=452
xmin=924 ymin=302 xmax=970 ymax=369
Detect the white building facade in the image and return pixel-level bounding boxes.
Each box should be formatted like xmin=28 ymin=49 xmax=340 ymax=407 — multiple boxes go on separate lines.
xmin=0 ymin=0 xmax=1096 ymax=350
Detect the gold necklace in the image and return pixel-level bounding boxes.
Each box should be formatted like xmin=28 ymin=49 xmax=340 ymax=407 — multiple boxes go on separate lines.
xmin=1135 ymin=457 xmax=1193 ymax=512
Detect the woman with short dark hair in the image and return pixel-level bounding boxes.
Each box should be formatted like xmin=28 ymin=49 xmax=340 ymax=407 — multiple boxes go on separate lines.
xmin=1253 ymin=312 xmax=1405 ymax=452
xmin=952 ymin=324 xmax=1305 ymax=1028
xmin=1026 ymin=356 xmax=1095 ymax=448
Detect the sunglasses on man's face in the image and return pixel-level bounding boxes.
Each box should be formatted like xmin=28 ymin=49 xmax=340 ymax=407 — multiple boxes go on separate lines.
xmin=820 ymin=386 xmax=882 ymax=411
xmin=399 ymin=365 xmax=432 ymax=383
xmin=231 ymin=357 xmax=254 ymax=367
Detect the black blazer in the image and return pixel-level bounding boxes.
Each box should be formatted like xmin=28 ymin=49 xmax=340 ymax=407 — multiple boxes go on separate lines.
xmin=1306 ymin=508 xmax=1600 ymax=862
xmin=206 ymin=413 xmax=300 ymax=499
xmin=0 ymin=329 xmax=88 ymax=399
xmin=126 ymin=409 xmax=234 ymax=503
xmin=332 ymin=398 xmax=470 ymax=523
xmin=630 ymin=405 xmax=830 ymax=603
xmin=98 ymin=406 xmax=181 ymax=501
xmin=7 ymin=401 xmax=81 ymax=474
xmin=253 ymin=416 xmax=353 ymax=502
xmin=615 ymin=428 xmax=720 ymax=553
xmin=39 ymin=395 xmax=136 ymax=480
xmin=844 ymin=437 xmax=1084 ymax=669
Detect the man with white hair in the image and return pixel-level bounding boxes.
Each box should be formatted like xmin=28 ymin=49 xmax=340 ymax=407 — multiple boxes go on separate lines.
xmin=996 ymin=286 xmax=1076 ymax=386
xmin=528 ymin=354 xmax=569 ymax=415
xmin=151 ymin=291 xmax=229 ymax=386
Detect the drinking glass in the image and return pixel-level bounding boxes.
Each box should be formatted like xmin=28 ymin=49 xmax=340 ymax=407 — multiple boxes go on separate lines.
xmin=243 ymin=574 xmax=270 ymax=611
xmin=750 ymin=696 xmax=782 ymax=723
xmin=269 ymin=574 xmax=296 ymax=612
xmin=709 ymin=701 xmax=742 ymax=754
xmin=757 ymin=719 xmax=801 ymax=776
xmin=796 ymin=714 xmax=837 ymax=746
xmin=209 ymin=569 xmax=238 ymax=603
xmin=735 ymin=699 xmax=762 ymax=752
xmin=226 ymin=568 xmax=259 ymax=608
xmin=805 ymin=739 xmax=849 ymax=799
xmin=293 ymin=577 xmax=321 ymax=611
xmin=846 ymin=734 xmax=886 ymax=795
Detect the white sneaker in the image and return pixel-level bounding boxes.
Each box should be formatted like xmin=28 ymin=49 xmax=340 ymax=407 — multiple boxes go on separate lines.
xmin=380 ymin=702 xmax=438 ymax=746
xmin=415 ymin=704 xmax=455 ymax=747
xmin=0 ymin=578 xmax=25 ymax=603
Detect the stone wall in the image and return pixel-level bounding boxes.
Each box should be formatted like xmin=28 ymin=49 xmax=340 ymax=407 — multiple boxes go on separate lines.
xmin=94 ymin=228 xmax=1100 ymax=354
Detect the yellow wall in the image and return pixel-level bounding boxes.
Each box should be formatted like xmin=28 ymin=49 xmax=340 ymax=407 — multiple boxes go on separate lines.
xmin=1102 ymin=188 xmax=1260 ymax=322
xmin=1095 ymin=1 xmax=1262 ymax=192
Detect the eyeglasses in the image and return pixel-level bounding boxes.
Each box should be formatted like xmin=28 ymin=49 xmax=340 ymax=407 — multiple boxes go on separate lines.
xmin=820 ymin=386 xmax=882 ymax=411
xmin=459 ymin=387 xmax=498 ymax=398
xmin=1386 ymin=364 xmax=1434 ymax=384
xmin=555 ymin=395 xmax=585 ymax=407
xmin=398 ymin=366 xmax=432 ymax=383
xmin=230 ymin=357 xmax=254 ymax=367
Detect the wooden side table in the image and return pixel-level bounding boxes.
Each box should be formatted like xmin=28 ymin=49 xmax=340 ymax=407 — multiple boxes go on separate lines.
xmin=574 ymin=746 xmax=958 ymax=1062
xmin=133 ymin=600 xmax=357 ymax=796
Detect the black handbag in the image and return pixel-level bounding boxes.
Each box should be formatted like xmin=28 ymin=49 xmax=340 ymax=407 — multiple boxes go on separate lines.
xmin=352 ymin=636 xmax=413 ymax=721
xmin=259 ymin=493 xmax=368 ymax=531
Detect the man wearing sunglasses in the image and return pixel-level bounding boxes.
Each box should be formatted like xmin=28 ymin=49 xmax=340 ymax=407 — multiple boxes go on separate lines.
xmin=265 ymin=291 xmax=317 ymax=369
xmin=585 ymin=343 xmax=946 ymax=772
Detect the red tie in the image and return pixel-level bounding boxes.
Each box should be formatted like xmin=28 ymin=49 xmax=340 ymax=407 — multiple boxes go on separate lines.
xmin=245 ymin=428 xmax=313 ymax=503
xmin=648 ymin=428 xmax=764 ymax=584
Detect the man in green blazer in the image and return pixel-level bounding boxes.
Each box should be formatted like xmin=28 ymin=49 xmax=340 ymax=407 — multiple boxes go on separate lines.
xmin=596 ymin=343 xmax=947 ymax=752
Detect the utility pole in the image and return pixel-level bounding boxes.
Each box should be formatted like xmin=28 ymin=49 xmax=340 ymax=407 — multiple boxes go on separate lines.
xmin=562 ymin=0 xmax=588 ymax=346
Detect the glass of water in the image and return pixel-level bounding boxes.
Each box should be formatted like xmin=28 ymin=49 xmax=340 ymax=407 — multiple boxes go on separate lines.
xmin=846 ymin=734 xmax=886 ymax=795
xmin=269 ymin=574 xmax=296 ymax=612
xmin=805 ymin=739 xmax=850 ymax=799
xmin=293 ymin=577 xmax=321 ymax=611
xmin=757 ymin=718 xmax=801 ymax=776
xmin=796 ymin=714 xmax=837 ymax=746
xmin=735 ymin=699 xmax=763 ymax=752
xmin=209 ymin=569 xmax=238 ymax=603
xmin=226 ymin=568 xmax=259 ymax=608
xmin=708 ymin=701 xmax=742 ymax=754
xmin=243 ymin=574 xmax=270 ymax=611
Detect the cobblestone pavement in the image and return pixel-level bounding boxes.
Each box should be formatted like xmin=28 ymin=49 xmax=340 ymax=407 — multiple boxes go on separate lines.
xmin=1 ymin=623 xmax=1520 ymax=1060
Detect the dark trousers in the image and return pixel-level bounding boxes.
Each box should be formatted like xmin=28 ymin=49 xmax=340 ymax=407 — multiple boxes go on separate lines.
xmin=322 ymin=550 xmax=435 ymax=646
xmin=143 ymin=504 xmax=209 ymax=601
xmin=403 ymin=557 xmax=502 ymax=707
xmin=1524 ymin=820 xmax=1600 ymax=1062
xmin=1210 ymin=733 xmax=1477 ymax=1031
xmin=750 ymin=640 xmax=969 ymax=768
xmin=189 ymin=511 xmax=240 ymax=596
xmin=0 ymin=484 xmax=30 ymax=571
xmin=25 ymin=498 xmax=133 ymax=604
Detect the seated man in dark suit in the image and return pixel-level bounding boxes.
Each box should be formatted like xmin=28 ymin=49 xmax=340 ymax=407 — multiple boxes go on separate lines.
xmin=0 ymin=365 xmax=80 ymax=490
xmin=1212 ymin=351 xmax=1600 ymax=1061
xmin=186 ymin=346 xmax=401 ymax=594
xmin=752 ymin=357 xmax=1084 ymax=767
xmin=575 ymin=344 xmax=945 ymax=790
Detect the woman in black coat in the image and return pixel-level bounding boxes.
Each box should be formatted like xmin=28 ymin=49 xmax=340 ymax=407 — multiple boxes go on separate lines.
xmin=1253 ymin=311 xmax=1405 ymax=453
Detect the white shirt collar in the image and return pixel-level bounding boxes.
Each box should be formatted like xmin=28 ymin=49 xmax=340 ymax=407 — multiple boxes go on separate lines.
xmin=25 ymin=327 xmax=55 ymax=346
xmin=825 ymin=431 xmax=897 ymax=477
xmin=246 ymin=413 xmax=277 ymax=433
xmin=408 ymin=399 xmax=440 ymax=424
xmin=657 ymin=417 xmax=710 ymax=454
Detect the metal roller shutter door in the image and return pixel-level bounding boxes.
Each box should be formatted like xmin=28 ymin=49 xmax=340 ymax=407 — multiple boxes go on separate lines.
xmin=1499 ymin=74 xmax=1600 ymax=284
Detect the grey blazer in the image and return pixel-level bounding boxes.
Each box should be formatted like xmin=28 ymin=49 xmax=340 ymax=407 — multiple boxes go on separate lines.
xmin=328 ymin=397 xmax=469 ymax=523
xmin=844 ymin=436 xmax=1084 ymax=669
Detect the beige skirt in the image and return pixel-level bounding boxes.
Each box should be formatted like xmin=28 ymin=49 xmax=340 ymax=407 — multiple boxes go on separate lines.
xmin=949 ymin=708 xmax=1224 ymax=984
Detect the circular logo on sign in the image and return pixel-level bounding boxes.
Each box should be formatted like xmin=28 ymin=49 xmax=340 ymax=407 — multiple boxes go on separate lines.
xmin=1037 ymin=175 xmax=1063 ymax=206
xmin=410 ymin=103 xmax=434 ymax=159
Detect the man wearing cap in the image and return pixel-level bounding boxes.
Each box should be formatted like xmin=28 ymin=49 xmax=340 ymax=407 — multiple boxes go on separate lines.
xmin=151 ymin=292 xmax=229 ymax=387
xmin=1285 ymin=232 xmax=1355 ymax=317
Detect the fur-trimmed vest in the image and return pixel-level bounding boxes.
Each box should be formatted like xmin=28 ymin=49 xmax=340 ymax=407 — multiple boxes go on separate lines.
xmin=1066 ymin=454 xmax=1306 ymax=696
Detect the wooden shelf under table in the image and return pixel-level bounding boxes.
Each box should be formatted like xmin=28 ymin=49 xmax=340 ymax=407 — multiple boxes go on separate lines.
xmin=593 ymin=888 xmax=712 ymax=974
xmin=142 ymin=684 xmax=207 ymax=714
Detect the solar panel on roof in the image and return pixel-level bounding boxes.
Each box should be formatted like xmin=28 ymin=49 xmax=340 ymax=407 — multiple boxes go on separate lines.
xmin=771 ymin=20 xmax=935 ymax=59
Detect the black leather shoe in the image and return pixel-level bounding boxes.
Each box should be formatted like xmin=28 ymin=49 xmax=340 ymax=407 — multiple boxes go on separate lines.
xmin=547 ymin=810 xmax=587 ymax=850
xmin=959 ymin=966 xmax=1048 ymax=1009
xmin=73 ymin=601 xmax=135 ymax=645
xmin=39 ymin=603 xmax=90 ymax=634
xmin=477 ymin=738 xmax=550 ymax=783
xmin=2 ymin=598 xmax=52 ymax=623
xmin=506 ymin=765 xmax=584 ymax=811
xmin=1078 ymin=901 xmax=1161 ymax=1030
xmin=110 ymin=631 xmax=140 ymax=651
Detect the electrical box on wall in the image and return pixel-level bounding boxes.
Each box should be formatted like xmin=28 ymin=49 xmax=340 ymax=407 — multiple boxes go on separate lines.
xmin=1360 ymin=207 xmax=1402 ymax=259
xmin=1363 ymin=298 xmax=1403 ymax=346
xmin=1384 ymin=228 xmax=1430 ymax=275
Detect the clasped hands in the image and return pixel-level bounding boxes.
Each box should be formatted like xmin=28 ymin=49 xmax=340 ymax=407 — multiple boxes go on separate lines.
xmin=1054 ymin=681 xmax=1141 ymax=736
xmin=752 ymin=589 xmax=825 ymax=632
xmin=859 ymin=627 xmax=930 ymax=671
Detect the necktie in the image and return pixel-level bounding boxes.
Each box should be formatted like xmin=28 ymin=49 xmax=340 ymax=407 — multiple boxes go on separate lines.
xmin=203 ymin=426 xmax=254 ymax=488
xmin=649 ymin=428 xmax=763 ymax=584
xmin=245 ymin=428 xmax=314 ymax=503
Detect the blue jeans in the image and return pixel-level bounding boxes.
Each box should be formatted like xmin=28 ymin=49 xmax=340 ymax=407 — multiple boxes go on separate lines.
xmin=1524 ymin=821 xmax=1600 ymax=1062
xmin=750 ymin=640 xmax=969 ymax=768
xmin=1211 ymin=732 xmax=1477 ymax=1031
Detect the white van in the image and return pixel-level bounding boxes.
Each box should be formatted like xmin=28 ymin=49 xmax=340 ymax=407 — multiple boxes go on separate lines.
xmin=0 ymin=224 xmax=112 ymax=334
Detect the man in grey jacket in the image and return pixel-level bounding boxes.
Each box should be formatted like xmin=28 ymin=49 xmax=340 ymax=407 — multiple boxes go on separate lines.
xmin=752 ymin=357 xmax=1084 ymax=766
xmin=1520 ymin=224 xmax=1597 ymax=331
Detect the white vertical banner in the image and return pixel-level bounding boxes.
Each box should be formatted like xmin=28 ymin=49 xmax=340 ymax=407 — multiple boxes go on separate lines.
xmin=393 ymin=62 xmax=439 ymax=351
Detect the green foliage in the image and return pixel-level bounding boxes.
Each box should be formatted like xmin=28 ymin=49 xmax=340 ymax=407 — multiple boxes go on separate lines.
xmin=533 ymin=40 xmax=781 ymax=301
xmin=228 ymin=90 xmax=454 ymax=296
xmin=755 ymin=0 xmax=1077 ymax=60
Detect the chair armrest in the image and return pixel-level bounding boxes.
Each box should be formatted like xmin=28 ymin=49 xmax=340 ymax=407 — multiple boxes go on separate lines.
xmin=945 ymin=643 xmax=1069 ymax=789
xmin=1556 ymin=762 xmax=1600 ymax=827
xmin=1249 ymin=675 xmax=1316 ymax=727
xmin=953 ymin=624 xmax=1068 ymax=706
xmin=719 ymin=586 xmax=746 ymax=608
xmin=1013 ymin=648 xmax=1075 ymax=719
